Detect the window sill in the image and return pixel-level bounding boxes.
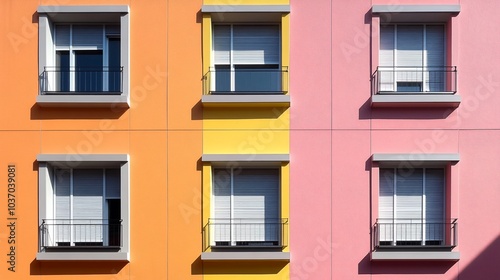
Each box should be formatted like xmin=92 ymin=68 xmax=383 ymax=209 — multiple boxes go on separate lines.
xmin=371 ymin=250 xmax=460 ymax=261
xmin=37 ymin=94 xmax=129 ymax=108
xmin=202 ymin=94 xmax=290 ymax=108
xmin=371 ymin=94 xmax=461 ymax=108
xmin=201 ymin=251 xmax=290 ymax=261
xmin=36 ymin=251 xmax=129 ymax=261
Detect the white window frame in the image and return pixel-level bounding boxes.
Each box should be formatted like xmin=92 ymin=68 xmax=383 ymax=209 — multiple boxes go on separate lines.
xmin=211 ymin=23 xmax=282 ymax=92
xmin=37 ymin=5 xmax=130 ymax=107
xmin=379 ymin=24 xmax=446 ymax=92
xmin=210 ymin=167 xmax=281 ymax=247
xmin=379 ymin=167 xmax=446 ymax=246
xmin=37 ymin=154 xmax=130 ymax=261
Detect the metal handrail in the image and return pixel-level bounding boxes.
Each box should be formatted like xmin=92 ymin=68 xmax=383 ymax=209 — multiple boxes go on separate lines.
xmin=41 ymin=66 xmax=123 ymax=94
xmin=40 ymin=219 xmax=122 ymax=248
xmin=372 ymin=66 xmax=457 ymax=95
xmin=202 ymin=66 xmax=289 ymax=95
xmin=203 ymin=218 xmax=288 ymax=251
xmin=373 ymin=219 xmax=458 ymax=249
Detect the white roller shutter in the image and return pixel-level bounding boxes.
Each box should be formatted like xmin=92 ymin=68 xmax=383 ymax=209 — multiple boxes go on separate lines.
xmin=426 ymin=25 xmax=446 ymax=91
xmin=380 ymin=168 xmax=445 ymax=245
xmin=379 ymin=25 xmax=395 ymax=91
xmin=73 ymin=169 xmax=104 ymax=243
xmin=395 ymin=168 xmax=423 ymax=242
xmin=54 ymin=169 xmax=71 ymax=244
xmin=233 ymin=25 xmax=280 ymax=65
xmin=379 ymin=168 xmax=394 ymax=242
xmin=396 ymin=26 xmax=424 ymax=67
xmin=213 ymin=25 xmax=231 ymax=65
xmin=424 ymin=168 xmax=445 ymax=242
xmin=233 ymin=169 xmax=279 ymax=243
xmin=213 ymin=169 xmax=231 ymax=243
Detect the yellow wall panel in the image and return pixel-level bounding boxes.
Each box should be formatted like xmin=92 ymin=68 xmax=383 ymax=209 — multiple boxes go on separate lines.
xmin=204 ymin=130 xmax=289 ymax=154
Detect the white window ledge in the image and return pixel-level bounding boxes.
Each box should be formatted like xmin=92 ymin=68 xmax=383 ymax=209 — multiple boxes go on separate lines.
xmin=202 ymin=154 xmax=289 ymax=162
xmin=201 ymin=5 xmax=290 ymax=13
xmin=372 ymin=153 xmax=460 ymax=163
xmin=201 ymin=252 xmax=290 ymax=261
xmin=36 ymin=252 xmax=129 ymax=261
xmin=371 ymin=94 xmax=461 ymax=108
xmin=372 ymin=251 xmax=460 ymax=261
xmin=372 ymin=4 xmax=460 ymax=22
xmin=36 ymin=95 xmax=129 ymax=108
xmin=202 ymin=95 xmax=290 ymax=107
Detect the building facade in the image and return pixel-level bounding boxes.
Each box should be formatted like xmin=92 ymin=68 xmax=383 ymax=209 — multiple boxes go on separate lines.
xmin=0 ymin=0 xmax=499 ymax=279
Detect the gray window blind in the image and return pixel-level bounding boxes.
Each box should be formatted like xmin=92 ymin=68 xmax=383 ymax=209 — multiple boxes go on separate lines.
xmin=233 ymin=169 xmax=279 ymax=242
xmin=55 ymin=25 xmax=71 ymax=48
xmin=105 ymin=168 xmax=121 ymax=199
xmin=212 ymin=168 xmax=280 ymax=244
xmin=213 ymin=25 xmax=280 ymax=65
xmin=379 ymin=168 xmax=445 ymax=243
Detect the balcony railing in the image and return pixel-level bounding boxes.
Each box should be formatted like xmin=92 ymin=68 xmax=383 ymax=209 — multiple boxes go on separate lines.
xmin=203 ymin=67 xmax=289 ymax=95
xmin=40 ymin=219 xmax=122 ymax=249
xmin=41 ymin=67 xmax=123 ymax=95
xmin=203 ymin=218 xmax=288 ymax=251
xmin=373 ymin=219 xmax=458 ymax=249
xmin=372 ymin=66 xmax=457 ymax=95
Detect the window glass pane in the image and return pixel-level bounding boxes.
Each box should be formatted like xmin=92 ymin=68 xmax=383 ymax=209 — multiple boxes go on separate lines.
xmin=75 ymin=50 xmax=103 ymax=92
xmin=214 ymin=65 xmax=230 ymax=92
xmin=108 ymin=38 xmax=121 ymax=92
xmin=56 ymin=51 xmax=70 ymax=92
xmin=234 ymin=64 xmax=280 ymax=92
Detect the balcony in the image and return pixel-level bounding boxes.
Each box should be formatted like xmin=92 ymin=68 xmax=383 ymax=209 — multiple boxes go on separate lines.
xmin=201 ymin=67 xmax=290 ymax=107
xmin=371 ymin=66 xmax=460 ymax=108
xmin=372 ymin=219 xmax=460 ymax=261
xmin=37 ymin=67 xmax=128 ymax=108
xmin=201 ymin=218 xmax=290 ymax=261
xmin=40 ymin=219 xmax=122 ymax=251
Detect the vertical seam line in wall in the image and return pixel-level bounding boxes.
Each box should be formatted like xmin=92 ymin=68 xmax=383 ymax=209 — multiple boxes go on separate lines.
xmin=165 ymin=0 xmax=170 ymax=278
xmin=330 ymin=0 xmax=334 ymax=278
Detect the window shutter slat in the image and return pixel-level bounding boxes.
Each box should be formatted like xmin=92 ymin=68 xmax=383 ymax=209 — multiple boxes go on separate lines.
xmin=72 ymin=25 xmax=103 ymax=48
xmin=73 ymin=169 xmax=103 ymax=243
xmin=54 ymin=169 xmax=71 ymax=244
xmin=233 ymin=25 xmax=280 ymax=65
xmin=213 ymin=169 xmax=231 ymax=242
xmin=396 ymin=25 xmax=423 ymax=67
xmin=213 ymin=25 xmax=231 ymax=65
xmin=233 ymin=169 xmax=279 ymax=242
xmin=379 ymin=26 xmax=395 ymax=91
xmin=55 ymin=25 xmax=71 ymax=48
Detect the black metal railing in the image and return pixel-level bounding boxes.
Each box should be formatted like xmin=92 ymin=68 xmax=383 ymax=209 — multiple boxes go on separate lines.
xmin=203 ymin=67 xmax=288 ymax=95
xmin=203 ymin=218 xmax=288 ymax=251
xmin=40 ymin=219 xmax=122 ymax=248
xmin=372 ymin=66 xmax=457 ymax=95
xmin=373 ymin=219 xmax=457 ymax=249
xmin=41 ymin=67 xmax=123 ymax=94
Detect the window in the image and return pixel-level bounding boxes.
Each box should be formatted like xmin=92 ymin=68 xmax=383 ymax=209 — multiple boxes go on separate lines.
xmin=201 ymin=5 xmax=290 ymax=106
xmin=378 ymin=168 xmax=446 ymax=246
xmin=371 ymin=153 xmax=460 ymax=261
xmin=370 ymin=5 xmax=461 ymax=107
xmin=211 ymin=25 xmax=282 ymax=94
xmin=51 ymin=25 xmax=122 ymax=93
xmin=37 ymin=5 xmax=129 ymax=107
xmin=47 ymin=168 xmax=121 ymax=247
xmin=37 ymin=154 xmax=129 ymax=261
xmin=379 ymin=25 xmax=449 ymax=93
xmin=210 ymin=168 xmax=283 ymax=247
